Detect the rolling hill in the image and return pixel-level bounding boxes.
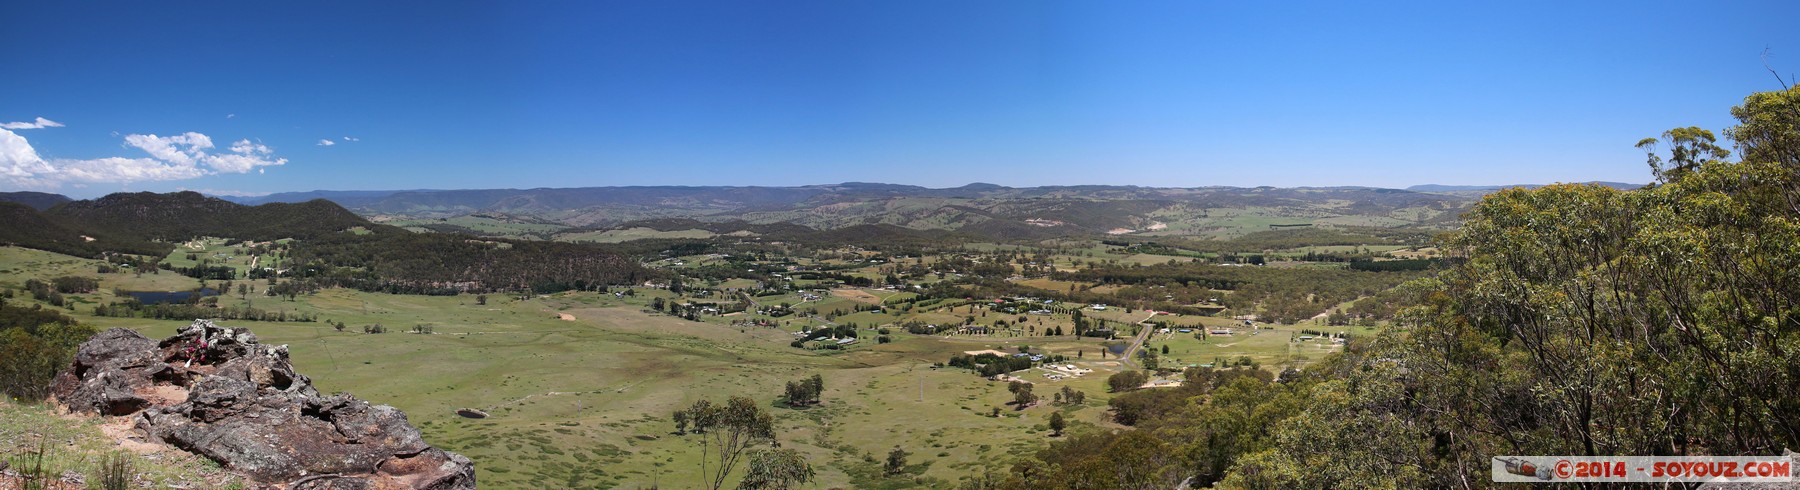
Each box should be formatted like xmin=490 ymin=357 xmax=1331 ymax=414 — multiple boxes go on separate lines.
xmin=45 ymin=191 xmax=379 ymax=243
xmin=0 ymin=191 xmax=73 ymax=210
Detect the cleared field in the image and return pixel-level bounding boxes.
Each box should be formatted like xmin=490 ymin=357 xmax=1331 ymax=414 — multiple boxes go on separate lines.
xmin=1 ymin=244 xmax=1385 ymax=489
xmin=159 ymin=237 xmax=272 ymax=278
xmin=0 ymin=247 xmax=212 ymax=309
xmin=555 ymin=227 xmax=716 ymax=243
xmin=387 ymin=215 xmax=567 ymax=237
xmin=716 ymin=278 xmax=760 ymax=289
xmin=1013 ymin=277 xmax=1090 ymax=295
xmin=1273 ymin=244 xmax=1410 ymax=254
xmin=0 ymin=283 xmax=1087 ymax=487
xmin=1389 ymin=246 xmax=1441 ymax=259
xmin=1149 ymin=326 xmax=1317 ymax=369
xmin=828 ymin=288 xmax=883 ymax=304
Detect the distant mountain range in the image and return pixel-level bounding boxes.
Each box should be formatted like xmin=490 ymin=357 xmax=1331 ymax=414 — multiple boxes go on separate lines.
xmin=0 ymin=182 xmax=1641 ymax=249
xmin=206 ymin=183 xmax=1480 ymax=236
xmin=1404 ymin=182 xmax=1644 ymax=193
xmin=222 ymin=182 xmax=1645 ymax=210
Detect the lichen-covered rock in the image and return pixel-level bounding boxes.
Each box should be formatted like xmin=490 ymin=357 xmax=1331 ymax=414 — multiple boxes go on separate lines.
xmin=51 ymin=320 xmax=476 ymax=489
xmin=50 ymin=327 xmax=162 ymax=415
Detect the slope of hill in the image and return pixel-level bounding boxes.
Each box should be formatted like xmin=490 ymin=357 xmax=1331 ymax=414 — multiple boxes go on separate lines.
xmin=8 ymin=191 xmax=655 ymax=294
xmin=0 ymin=201 xmax=168 ymax=257
xmin=46 ymin=191 xmax=379 ymax=242
xmin=0 ymin=191 xmax=72 ymax=210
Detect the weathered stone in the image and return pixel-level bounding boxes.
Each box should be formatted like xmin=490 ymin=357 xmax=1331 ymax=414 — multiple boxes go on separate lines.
xmin=53 ymin=320 xmax=476 ymax=489
xmin=50 ymin=327 xmax=163 ymax=415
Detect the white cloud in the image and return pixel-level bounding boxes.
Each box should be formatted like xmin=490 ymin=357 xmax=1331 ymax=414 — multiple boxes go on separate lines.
xmin=55 ymin=156 xmax=208 ymax=183
xmin=0 ymin=125 xmax=286 ymax=190
xmin=342 ymin=136 xmax=359 ymax=142
xmin=317 ymin=139 xmax=336 ymax=146
xmin=231 ymin=139 xmax=272 ymax=155
xmin=124 ymin=132 xmax=212 ymax=166
xmin=0 ymin=129 xmax=60 ymax=185
xmin=1 ymin=117 xmax=65 ymax=130
xmin=204 ymin=138 xmax=284 ymax=172
xmin=226 ymin=113 xmax=236 ymax=119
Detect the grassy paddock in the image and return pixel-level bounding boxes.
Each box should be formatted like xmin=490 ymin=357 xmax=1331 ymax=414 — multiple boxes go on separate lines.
xmin=0 ymin=245 xmax=1381 ymax=489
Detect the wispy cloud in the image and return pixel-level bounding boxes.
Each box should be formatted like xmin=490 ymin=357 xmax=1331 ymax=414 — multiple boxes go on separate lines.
xmin=1 ymin=117 xmax=64 ymax=130
xmin=124 ymin=132 xmax=213 ymax=166
xmin=231 ymin=139 xmax=271 ymax=155
xmin=0 ymin=121 xmax=287 ymax=190
xmin=208 ymin=139 xmax=283 ymax=173
xmin=317 ymin=139 xmax=336 ymax=146
xmin=342 ymin=136 xmax=359 ymax=142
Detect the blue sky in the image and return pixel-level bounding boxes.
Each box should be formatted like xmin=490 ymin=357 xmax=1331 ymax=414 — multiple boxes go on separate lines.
xmin=3 ymin=1 xmax=1798 ymax=197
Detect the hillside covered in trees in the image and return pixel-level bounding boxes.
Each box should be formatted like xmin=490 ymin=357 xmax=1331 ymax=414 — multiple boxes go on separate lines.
xmin=0 ymin=192 xmax=656 ymax=295
xmin=43 ymin=191 xmax=373 ymax=244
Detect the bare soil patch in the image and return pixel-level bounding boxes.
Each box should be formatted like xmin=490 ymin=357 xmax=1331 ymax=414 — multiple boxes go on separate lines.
xmin=829 ymin=288 xmax=883 ymax=304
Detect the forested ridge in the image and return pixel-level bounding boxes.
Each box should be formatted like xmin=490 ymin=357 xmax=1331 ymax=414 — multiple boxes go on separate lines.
xmin=45 ymin=191 xmax=373 ymax=244
xmin=953 ymin=86 xmax=1800 ymax=489
xmin=285 ymin=231 xmax=655 ymax=294
xmin=0 ymin=201 xmax=169 ymax=258
xmin=1 ymin=192 xmax=657 ymax=295
xmin=0 ymin=191 xmax=372 ymax=258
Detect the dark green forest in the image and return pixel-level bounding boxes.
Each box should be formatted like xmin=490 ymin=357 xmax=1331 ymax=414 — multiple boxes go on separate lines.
xmin=285 ymin=230 xmax=656 ymax=294
xmin=0 ymin=298 xmax=92 ymax=400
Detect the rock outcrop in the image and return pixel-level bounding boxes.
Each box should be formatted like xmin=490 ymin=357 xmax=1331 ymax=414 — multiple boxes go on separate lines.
xmin=52 ymin=320 xmax=476 ymax=489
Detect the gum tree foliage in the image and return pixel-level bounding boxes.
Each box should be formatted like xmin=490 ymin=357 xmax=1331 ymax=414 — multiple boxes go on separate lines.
xmin=885 ymin=447 xmax=907 ymax=476
xmin=736 ymin=448 xmax=814 ymax=490
xmin=0 ymin=300 xmax=93 ymax=400
xmin=1106 ymin=370 xmax=1147 ymax=393
xmin=1008 ymin=381 xmax=1038 ymax=409
xmin=681 ymin=396 xmax=777 ymax=490
xmin=782 ymin=374 xmax=823 ymax=406
xmin=1231 ymin=84 xmax=1800 ymax=487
